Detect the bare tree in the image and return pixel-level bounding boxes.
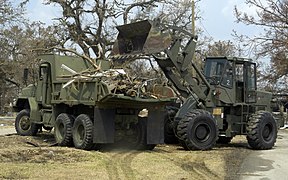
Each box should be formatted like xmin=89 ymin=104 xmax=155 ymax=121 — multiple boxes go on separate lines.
xmin=45 ymin=0 xmax=165 ymax=59
xmin=234 ymin=0 xmax=288 ymax=91
xmin=204 ymin=40 xmax=238 ymax=57
xmin=0 ymin=0 xmax=65 ymax=114
xmin=45 ymin=0 xmax=203 ymax=57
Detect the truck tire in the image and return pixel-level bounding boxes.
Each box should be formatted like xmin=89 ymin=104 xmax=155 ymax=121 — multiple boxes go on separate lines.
xmin=15 ymin=109 xmax=40 ymax=136
xmin=54 ymin=113 xmax=74 ymax=146
xmin=72 ymin=114 xmax=94 ymax=150
xmin=133 ymin=118 xmax=156 ymax=150
xmin=176 ymin=109 xmax=218 ymax=150
xmin=216 ymin=136 xmax=233 ymax=144
xmin=246 ymin=111 xmax=277 ymax=150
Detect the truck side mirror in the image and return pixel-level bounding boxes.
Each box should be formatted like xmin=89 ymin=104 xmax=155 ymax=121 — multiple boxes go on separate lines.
xmin=23 ymin=68 xmax=28 ymax=85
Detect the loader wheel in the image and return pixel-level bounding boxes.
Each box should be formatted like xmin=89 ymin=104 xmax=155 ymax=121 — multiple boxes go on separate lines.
xmin=54 ymin=113 xmax=74 ymax=146
xmin=72 ymin=114 xmax=94 ymax=150
xmin=131 ymin=118 xmax=156 ymax=150
xmin=179 ymin=140 xmax=189 ymax=150
xmin=15 ymin=109 xmax=40 ymax=136
xmin=216 ymin=136 xmax=233 ymax=144
xmin=164 ymin=108 xmax=178 ymax=144
xmin=246 ymin=111 xmax=277 ymax=150
xmin=176 ymin=109 xmax=218 ymax=150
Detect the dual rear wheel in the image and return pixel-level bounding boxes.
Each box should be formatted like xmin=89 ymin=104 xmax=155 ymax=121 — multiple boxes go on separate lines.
xmin=54 ymin=113 xmax=94 ymax=150
xmin=54 ymin=113 xmax=154 ymax=150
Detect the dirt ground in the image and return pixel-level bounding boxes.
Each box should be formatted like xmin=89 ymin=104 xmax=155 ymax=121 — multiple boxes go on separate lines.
xmin=0 ymin=119 xmax=251 ymax=180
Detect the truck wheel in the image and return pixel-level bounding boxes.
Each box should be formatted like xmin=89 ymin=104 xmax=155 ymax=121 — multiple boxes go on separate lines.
xmin=15 ymin=109 xmax=40 ymax=136
xmin=72 ymin=114 xmax=94 ymax=150
xmin=133 ymin=118 xmax=156 ymax=150
xmin=247 ymin=111 xmax=277 ymax=150
xmin=176 ymin=109 xmax=218 ymax=150
xmin=164 ymin=108 xmax=178 ymax=144
xmin=54 ymin=113 xmax=74 ymax=146
xmin=216 ymin=136 xmax=233 ymax=144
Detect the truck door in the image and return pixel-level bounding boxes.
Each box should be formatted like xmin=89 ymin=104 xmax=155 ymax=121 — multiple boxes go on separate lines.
xmin=244 ymin=62 xmax=256 ymax=103
xmin=39 ymin=64 xmax=52 ymax=107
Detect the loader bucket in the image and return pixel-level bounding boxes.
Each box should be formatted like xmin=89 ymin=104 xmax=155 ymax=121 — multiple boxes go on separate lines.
xmin=111 ymin=20 xmax=172 ymax=58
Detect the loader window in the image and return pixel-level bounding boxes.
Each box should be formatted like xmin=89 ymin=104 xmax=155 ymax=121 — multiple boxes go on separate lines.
xmin=220 ymin=62 xmax=233 ymax=88
xmin=245 ymin=62 xmax=257 ymax=103
xmin=236 ymin=64 xmax=244 ymax=82
xmin=204 ymin=59 xmax=228 ymax=85
xmin=247 ymin=63 xmax=256 ymax=91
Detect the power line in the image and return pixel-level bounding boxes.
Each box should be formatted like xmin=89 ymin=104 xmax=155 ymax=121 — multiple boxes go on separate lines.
xmin=198 ymin=19 xmax=213 ymax=38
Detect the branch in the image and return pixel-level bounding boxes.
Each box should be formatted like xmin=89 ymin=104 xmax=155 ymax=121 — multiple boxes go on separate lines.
xmin=123 ymin=0 xmax=160 ymax=24
xmin=32 ymin=46 xmax=100 ymax=70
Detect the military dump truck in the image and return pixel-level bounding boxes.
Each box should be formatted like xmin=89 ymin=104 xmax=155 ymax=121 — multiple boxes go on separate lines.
xmin=13 ymin=54 xmax=176 ymax=150
xmin=110 ymin=19 xmax=278 ymax=150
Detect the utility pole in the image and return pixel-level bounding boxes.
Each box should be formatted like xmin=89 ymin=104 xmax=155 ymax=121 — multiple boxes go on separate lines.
xmin=192 ymin=0 xmax=195 ymax=35
xmin=191 ymin=0 xmax=198 ymax=76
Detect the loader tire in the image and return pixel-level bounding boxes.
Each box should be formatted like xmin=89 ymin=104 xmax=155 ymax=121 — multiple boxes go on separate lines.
xmin=15 ymin=109 xmax=40 ymax=136
xmin=179 ymin=140 xmax=189 ymax=150
xmin=54 ymin=113 xmax=74 ymax=146
xmin=72 ymin=114 xmax=94 ymax=150
xmin=247 ymin=111 xmax=277 ymax=150
xmin=176 ymin=109 xmax=218 ymax=150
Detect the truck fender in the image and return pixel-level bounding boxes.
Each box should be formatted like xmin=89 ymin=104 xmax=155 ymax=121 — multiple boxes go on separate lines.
xmin=173 ymin=96 xmax=198 ymax=128
xmin=28 ymin=97 xmax=41 ymax=123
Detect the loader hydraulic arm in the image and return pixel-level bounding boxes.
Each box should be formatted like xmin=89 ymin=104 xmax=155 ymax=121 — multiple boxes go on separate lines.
xmin=154 ymin=36 xmax=211 ymax=102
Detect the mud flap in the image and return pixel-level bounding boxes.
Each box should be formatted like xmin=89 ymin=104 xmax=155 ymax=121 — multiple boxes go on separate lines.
xmin=93 ymin=108 xmax=115 ymax=143
xmin=147 ymin=109 xmax=165 ymax=144
xmin=28 ymin=97 xmax=41 ymax=123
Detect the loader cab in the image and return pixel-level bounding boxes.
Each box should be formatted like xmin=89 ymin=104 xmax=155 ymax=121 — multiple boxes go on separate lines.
xmin=204 ymin=57 xmax=256 ymax=104
xmin=234 ymin=58 xmax=257 ymax=103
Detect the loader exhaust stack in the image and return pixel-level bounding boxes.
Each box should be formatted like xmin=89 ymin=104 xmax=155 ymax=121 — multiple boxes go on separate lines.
xmin=111 ymin=20 xmax=172 ymax=59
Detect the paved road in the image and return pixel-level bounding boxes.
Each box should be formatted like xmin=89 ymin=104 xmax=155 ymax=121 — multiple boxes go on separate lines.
xmin=239 ymin=129 xmax=288 ymax=180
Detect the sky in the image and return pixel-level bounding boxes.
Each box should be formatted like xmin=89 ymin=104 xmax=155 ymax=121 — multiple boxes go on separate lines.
xmin=25 ymin=0 xmax=263 ymax=56
xmin=198 ymin=0 xmax=261 ymax=41
xmin=25 ymin=0 xmax=60 ymax=25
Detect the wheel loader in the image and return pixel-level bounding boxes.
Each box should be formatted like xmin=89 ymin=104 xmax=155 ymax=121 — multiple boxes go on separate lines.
xmin=110 ymin=19 xmax=278 ymax=150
